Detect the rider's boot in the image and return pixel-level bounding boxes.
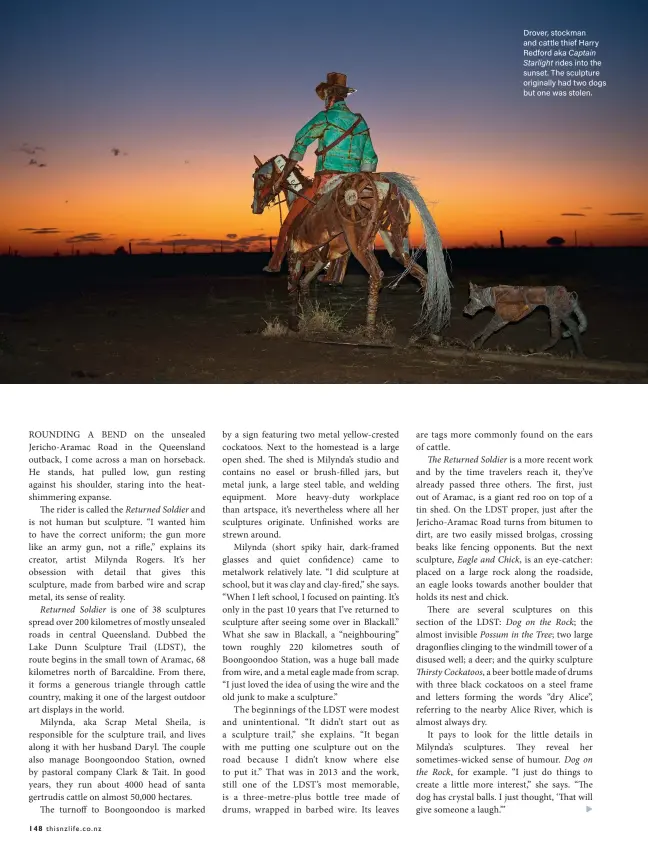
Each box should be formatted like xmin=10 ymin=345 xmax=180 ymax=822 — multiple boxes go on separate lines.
xmin=263 ymin=252 xmax=284 ymax=273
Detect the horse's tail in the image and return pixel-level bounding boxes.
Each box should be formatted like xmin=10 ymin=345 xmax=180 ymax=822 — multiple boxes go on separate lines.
xmin=380 ymin=172 xmax=452 ymax=334
xmin=562 ymin=291 xmax=588 ymax=338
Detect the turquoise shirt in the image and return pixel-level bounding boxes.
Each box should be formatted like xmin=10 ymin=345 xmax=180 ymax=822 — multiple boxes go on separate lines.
xmin=289 ymin=101 xmax=378 ymax=173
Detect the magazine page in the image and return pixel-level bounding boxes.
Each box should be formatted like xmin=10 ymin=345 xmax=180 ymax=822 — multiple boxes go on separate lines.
xmin=2 ymin=383 xmax=646 ymax=846
xmin=1 ymin=0 xmax=646 ymax=843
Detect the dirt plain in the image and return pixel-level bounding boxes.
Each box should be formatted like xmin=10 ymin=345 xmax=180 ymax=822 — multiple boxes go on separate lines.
xmin=1 ymin=248 xmax=646 ymax=384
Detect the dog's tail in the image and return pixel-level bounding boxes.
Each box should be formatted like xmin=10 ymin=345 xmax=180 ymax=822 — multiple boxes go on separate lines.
xmin=562 ymin=292 xmax=588 ymax=338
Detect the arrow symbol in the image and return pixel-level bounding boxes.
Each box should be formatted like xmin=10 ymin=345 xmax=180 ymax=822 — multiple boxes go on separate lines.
xmin=586 ymin=806 xmax=592 ymax=812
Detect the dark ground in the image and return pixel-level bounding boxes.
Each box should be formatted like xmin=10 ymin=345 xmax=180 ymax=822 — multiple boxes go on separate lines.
xmin=1 ymin=248 xmax=647 ymax=384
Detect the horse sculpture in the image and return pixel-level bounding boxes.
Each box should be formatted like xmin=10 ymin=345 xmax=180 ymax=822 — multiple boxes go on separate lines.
xmin=251 ymin=154 xmax=452 ymax=336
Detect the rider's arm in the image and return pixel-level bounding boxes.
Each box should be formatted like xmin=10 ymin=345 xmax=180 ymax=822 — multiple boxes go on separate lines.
xmin=288 ymin=111 xmax=327 ymax=162
xmin=360 ymin=130 xmax=378 ymax=172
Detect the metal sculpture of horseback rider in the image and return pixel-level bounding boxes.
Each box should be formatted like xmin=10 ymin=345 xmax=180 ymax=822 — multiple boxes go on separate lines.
xmin=251 ymin=77 xmax=453 ymax=335
xmin=263 ymin=72 xmax=378 ymax=274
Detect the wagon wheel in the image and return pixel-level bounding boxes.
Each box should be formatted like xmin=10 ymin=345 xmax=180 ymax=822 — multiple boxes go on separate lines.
xmin=334 ymin=174 xmax=378 ymax=224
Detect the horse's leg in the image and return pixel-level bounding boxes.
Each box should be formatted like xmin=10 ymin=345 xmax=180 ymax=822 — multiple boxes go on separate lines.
xmin=348 ymin=245 xmax=383 ymax=331
xmin=470 ymin=314 xmax=507 ymax=349
xmin=300 ymin=260 xmax=325 ymax=298
xmin=318 ymin=256 xmax=336 ymax=283
xmin=381 ymin=191 xmax=427 ymax=287
xmin=319 ymin=253 xmax=349 ymax=285
xmin=287 ymin=254 xmax=303 ymax=332
xmin=380 ymin=228 xmax=427 ymax=288
xmin=561 ymin=316 xmax=584 ymax=356
xmin=336 ymin=187 xmax=383 ymax=330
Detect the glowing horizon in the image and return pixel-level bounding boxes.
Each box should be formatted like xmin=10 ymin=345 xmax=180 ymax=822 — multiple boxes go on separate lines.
xmin=2 ymin=1 xmax=647 ymax=257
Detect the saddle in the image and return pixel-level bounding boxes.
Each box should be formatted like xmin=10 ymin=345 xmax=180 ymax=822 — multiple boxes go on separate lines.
xmin=289 ymin=172 xmax=384 ymax=248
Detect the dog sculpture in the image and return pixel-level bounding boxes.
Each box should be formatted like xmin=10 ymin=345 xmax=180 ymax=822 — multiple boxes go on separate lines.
xmin=463 ymin=283 xmax=588 ymax=355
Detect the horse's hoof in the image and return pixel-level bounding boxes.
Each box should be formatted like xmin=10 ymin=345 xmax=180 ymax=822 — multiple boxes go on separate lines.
xmin=288 ymin=316 xmax=300 ymax=332
xmin=263 ymin=265 xmax=280 ymax=274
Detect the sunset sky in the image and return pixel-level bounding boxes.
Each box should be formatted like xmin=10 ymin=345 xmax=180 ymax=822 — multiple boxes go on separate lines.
xmin=2 ymin=0 xmax=647 ymax=255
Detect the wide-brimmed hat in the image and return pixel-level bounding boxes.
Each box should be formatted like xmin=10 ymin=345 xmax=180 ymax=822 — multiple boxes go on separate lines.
xmin=315 ymin=72 xmax=357 ymax=100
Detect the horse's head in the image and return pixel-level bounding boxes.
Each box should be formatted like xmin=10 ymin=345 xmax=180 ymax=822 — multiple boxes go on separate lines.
xmin=463 ymin=282 xmax=490 ymax=316
xmin=251 ymin=154 xmax=284 ymax=214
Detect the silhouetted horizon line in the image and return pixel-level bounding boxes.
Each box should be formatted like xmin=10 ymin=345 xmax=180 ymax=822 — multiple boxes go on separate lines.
xmin=2 ymin=244 xmax=648 ymax=259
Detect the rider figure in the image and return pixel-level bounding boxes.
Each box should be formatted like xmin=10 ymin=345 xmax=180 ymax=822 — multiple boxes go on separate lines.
xmin=263 ymin=72 xmax=378 ymax=273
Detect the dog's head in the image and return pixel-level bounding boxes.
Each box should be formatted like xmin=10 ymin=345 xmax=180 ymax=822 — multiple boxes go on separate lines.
xmin=463 ymin=282 xmax=489 ymax=316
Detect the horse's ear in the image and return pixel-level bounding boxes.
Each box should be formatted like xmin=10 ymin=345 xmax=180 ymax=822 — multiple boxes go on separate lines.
xmin=469 ymin=281 xmax=475 ymax=291
xmin=254 ymin=155 xmax=263 ymax=168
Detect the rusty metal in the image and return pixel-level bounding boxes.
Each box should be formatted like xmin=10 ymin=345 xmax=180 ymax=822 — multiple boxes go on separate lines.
xmin=257 ymin=73 xmax=377 ymax=277
xmin=319 ymin=253 xmax=349 ymax=285
xmin=463 ymin=283 xmax=588 ymax=354
xmin=334 ymin=173 xmax=376 ymax=224
xmin=252 ymin=156 xmax=439 ymax=332
xmin=315 ymin=72 xmax=357 ymax=100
